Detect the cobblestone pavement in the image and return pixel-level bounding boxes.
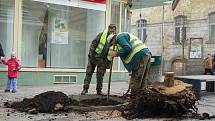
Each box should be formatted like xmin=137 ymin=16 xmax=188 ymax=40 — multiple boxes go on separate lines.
xmin=0 ymin=81 xmax=215 ymax=121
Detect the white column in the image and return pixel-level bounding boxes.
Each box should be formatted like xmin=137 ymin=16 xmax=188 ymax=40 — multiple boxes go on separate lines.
xmin=13 ymin=0 xmax=22 ymax=58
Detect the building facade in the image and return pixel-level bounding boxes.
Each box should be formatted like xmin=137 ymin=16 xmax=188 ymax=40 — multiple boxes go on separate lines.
xmin=0 ymin=0 xmax=131 ymax=86
xmin=131 ymin=0 xmax=215 ymax=75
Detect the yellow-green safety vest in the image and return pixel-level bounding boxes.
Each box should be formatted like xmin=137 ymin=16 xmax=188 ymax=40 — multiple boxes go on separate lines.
xmin=95 ymin=29 xmax=115 ymax=61
xmin=107 ymin=45 xmax=116 ymax=61
xmin=95 ymin=29 xmax=108 ymax=54
xmin=117 ymin=33 xmax=148 ymax=64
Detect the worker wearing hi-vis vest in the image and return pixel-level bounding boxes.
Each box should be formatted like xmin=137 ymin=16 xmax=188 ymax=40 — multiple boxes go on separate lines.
xmin=81 ymin=24 xmax=116 ymax=95
xmin=108 ymin=32 xmax=151 ymax=94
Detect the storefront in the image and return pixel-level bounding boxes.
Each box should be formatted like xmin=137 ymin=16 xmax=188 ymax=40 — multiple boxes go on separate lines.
xmin=0 ymin=0 xmax=130 ymax=86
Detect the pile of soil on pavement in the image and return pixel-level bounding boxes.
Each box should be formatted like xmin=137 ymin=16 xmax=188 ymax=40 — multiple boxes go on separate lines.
xmin=5 ymin=91 xmax=72 ymax=113
xmin=80 ymin=98 xmax=121 ymax=106
xmin=4 ymin=91 xmax=123 ymax=114
xmin=121 ymin=81 xmax=198 ymax=119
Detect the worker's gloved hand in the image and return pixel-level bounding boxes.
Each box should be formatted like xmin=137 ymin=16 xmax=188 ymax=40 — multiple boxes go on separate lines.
xmin=112 ymin=51 xmax=118 ymax=57
xmin=106 ymin=43 xmax=110 ymax=49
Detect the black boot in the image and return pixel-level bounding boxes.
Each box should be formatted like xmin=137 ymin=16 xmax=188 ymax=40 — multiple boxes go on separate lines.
xmin=97 ymin=90 xmax=104 ymax=95
xmin=81 ymin=89 xmax=88 ymax=95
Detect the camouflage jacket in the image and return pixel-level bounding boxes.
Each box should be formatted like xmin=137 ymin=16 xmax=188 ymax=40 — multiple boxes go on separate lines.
xmin=88 ymin=32 xmax=111 ymax=68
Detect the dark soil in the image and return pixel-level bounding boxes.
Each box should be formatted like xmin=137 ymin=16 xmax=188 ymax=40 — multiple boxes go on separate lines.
xmin=80 ymin=98 xmax=121 ymax=106
xmin=121 ymin=88 xmax=198 ymax=119
xmin=5 ymin=91 xmax=71 ymax=113
xmin=4 ymin=91 xmax=122 ymax=114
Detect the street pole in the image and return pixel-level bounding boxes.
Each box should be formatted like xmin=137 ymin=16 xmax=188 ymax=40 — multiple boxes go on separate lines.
xmin=182 ymin=12 xmax=185 ymax=75
xmin=161 ymin=3 xmax=165 ymax=76
xmin=161 ymin=1 xmax=173 ymax=76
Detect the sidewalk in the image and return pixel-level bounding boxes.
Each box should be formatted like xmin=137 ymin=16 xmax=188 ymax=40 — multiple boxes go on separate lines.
xmin=0 ymin=81 xmax=215 ymax=121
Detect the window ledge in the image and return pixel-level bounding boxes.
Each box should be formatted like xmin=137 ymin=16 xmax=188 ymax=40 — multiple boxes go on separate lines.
xmin=172 ymin=42 xmax=182 ymax=45
xmin=205 ymin=41 xmax=215 ymax=44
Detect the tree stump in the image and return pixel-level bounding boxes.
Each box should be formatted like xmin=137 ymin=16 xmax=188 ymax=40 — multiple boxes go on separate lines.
xmin=121 ymin=80 xmax=198 ymax=119
xmin=164 ymin=72 xmax=175 ymax=87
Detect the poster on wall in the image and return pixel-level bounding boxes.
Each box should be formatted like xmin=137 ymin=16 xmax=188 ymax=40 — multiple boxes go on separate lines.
xmin=189 ymin=38 xmax=203 ymax=59
xmin=52 ymin=18 xmax=68 ymax=44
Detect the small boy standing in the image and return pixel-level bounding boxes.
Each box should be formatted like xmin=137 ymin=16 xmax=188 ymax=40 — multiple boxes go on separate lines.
xmin=2 ymin=51 xmax=21 ymax=93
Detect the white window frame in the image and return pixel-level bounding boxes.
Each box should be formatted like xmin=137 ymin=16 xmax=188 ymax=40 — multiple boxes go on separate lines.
xmin=174 ymin=15 xmax=187 ymax=43
xmin=136 ymin=19 xmax=147 ymax=42
xmin=209 ymin=12 xmax=215 ymax=42
xmin=108 ymin=0 xmax=128 ymax=71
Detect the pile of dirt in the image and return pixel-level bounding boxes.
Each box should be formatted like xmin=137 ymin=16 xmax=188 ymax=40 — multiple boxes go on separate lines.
xmin=80 ymin=98 xmax=121 ymax=106
xmin=121 ymin=81 xmax=198 ymax=119
xmin=4 ymin=91 xmax=123 ymax=114
xmin=5 ymin=91 xmax=72 ymax=114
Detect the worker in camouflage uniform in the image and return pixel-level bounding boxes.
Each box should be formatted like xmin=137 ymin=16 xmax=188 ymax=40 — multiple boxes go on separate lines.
xmin=108 ymin=32 xmax=151 ymax=95
xmin=81 ymin=24 xmax=117 ymax=95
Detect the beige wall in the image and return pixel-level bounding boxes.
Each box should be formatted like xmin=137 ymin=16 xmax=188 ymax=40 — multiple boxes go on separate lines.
xmin=131 ymin=0 xmax=215 ymax=74
xmin=132 ymin=0 xmax=215 ymax=24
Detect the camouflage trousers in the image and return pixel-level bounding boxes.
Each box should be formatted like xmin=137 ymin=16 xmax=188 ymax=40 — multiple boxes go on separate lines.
xmin=130 ymin=53 xmax=151 ymax=92
xmin=83 ymin=58 xmax=106 ymax=91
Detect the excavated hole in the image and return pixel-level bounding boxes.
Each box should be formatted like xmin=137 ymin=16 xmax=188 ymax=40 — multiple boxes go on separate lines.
xmin=79 ymin=98 xmax=122 ymax=106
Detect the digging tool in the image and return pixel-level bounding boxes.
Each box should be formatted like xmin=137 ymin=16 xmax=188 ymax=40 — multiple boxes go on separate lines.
xmin=122 ymin=73 xmax=131 ymax=97
xmin=122 ymin=59 xmax=149 ymax=97
xmin=107 ymin=45 xmax=116 ymax=102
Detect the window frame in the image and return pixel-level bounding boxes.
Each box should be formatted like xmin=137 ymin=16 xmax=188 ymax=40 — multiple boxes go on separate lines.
xmin=208 ymin=12 xmax=215 ymax=43
xmin=136 ymin=19 xmax=147 ymax=42
xmin=174 ymin=15 xmax=187 ymax=44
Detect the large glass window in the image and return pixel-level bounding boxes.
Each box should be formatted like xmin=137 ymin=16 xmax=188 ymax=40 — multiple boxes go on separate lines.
xmin=111 ymin=0 xmax=120 ymax=33
xmin=0 ymin=0 xmax=14 ymax=59
xmin=209 ymin=12 xmax=215 ymax=42
xmin=21 ymin=0 xmax=105 ymax=68
xmin=136 ymin=19 xmax=147 ymax=42
xmin=110 ymin=1 xmax=129 ymax=71
xmin=174 ymin=15 xmax=187 ymax=43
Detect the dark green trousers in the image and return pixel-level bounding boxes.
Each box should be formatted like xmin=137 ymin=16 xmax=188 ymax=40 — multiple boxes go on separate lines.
xmin=83 ymin=58 xmax=106 ymax=91
xmin=130 ymin=53 xmax=151 ymax=92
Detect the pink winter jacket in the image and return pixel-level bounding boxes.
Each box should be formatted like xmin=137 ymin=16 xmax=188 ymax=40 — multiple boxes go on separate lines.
xmin=3 ymin=58 xmax=21 ymax=78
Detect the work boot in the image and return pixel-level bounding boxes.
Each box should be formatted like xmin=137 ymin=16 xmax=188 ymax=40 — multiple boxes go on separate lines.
xmin=4 ymin=90 xmax=10 ymax=93
xmin=81 ymin=89 xmax=88 ymax=95
xmin=96 ymin=90 xmax=104 ymax=95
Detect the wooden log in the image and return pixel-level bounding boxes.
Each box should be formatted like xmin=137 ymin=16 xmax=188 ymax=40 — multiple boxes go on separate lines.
xmin=164 ymin=72 xmax=175 ymax=87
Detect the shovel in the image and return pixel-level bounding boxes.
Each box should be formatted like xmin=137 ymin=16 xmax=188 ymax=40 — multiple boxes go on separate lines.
xmin=107 ymin=45 xmax=116 ymax=102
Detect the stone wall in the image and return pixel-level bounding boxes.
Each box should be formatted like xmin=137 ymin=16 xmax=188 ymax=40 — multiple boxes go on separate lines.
xmin=131 ymin=0 xmax=215 ymax=75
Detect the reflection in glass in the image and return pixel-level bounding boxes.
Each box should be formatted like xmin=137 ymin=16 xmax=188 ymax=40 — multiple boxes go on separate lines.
xmin=21 ymin=0 xmax=105 ymax=68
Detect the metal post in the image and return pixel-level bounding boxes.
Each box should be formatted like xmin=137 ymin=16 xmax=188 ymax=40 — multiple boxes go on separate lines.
xmin=13 ymin=0 xmax=22 ymax=58
xmin=182 ymin=12 xmax=185 ymax=75
xmin=161 ymin=1 xmax=173 ymax=76
xmin=161 ymin=3 xmax=165 ymax=75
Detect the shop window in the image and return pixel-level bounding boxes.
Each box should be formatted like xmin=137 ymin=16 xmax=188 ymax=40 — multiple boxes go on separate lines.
xmin=174 ymin=15 xmax=187 ymax=43
xmin=209 ymin=12 xmax=215 ymax=42
xmin=21 ymin=0 xmax=105 ymax=68
xmin=136 ymin=19 xmax=147 ymax=42
xmin=0 ymin=0 xmax=14 ymax=60
xmin=111 ymin=1 xmax=120 ymax=33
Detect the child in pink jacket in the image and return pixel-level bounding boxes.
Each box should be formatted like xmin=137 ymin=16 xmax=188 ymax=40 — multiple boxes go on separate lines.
xmin=2 ymin=51 xmax=21 ymax=93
